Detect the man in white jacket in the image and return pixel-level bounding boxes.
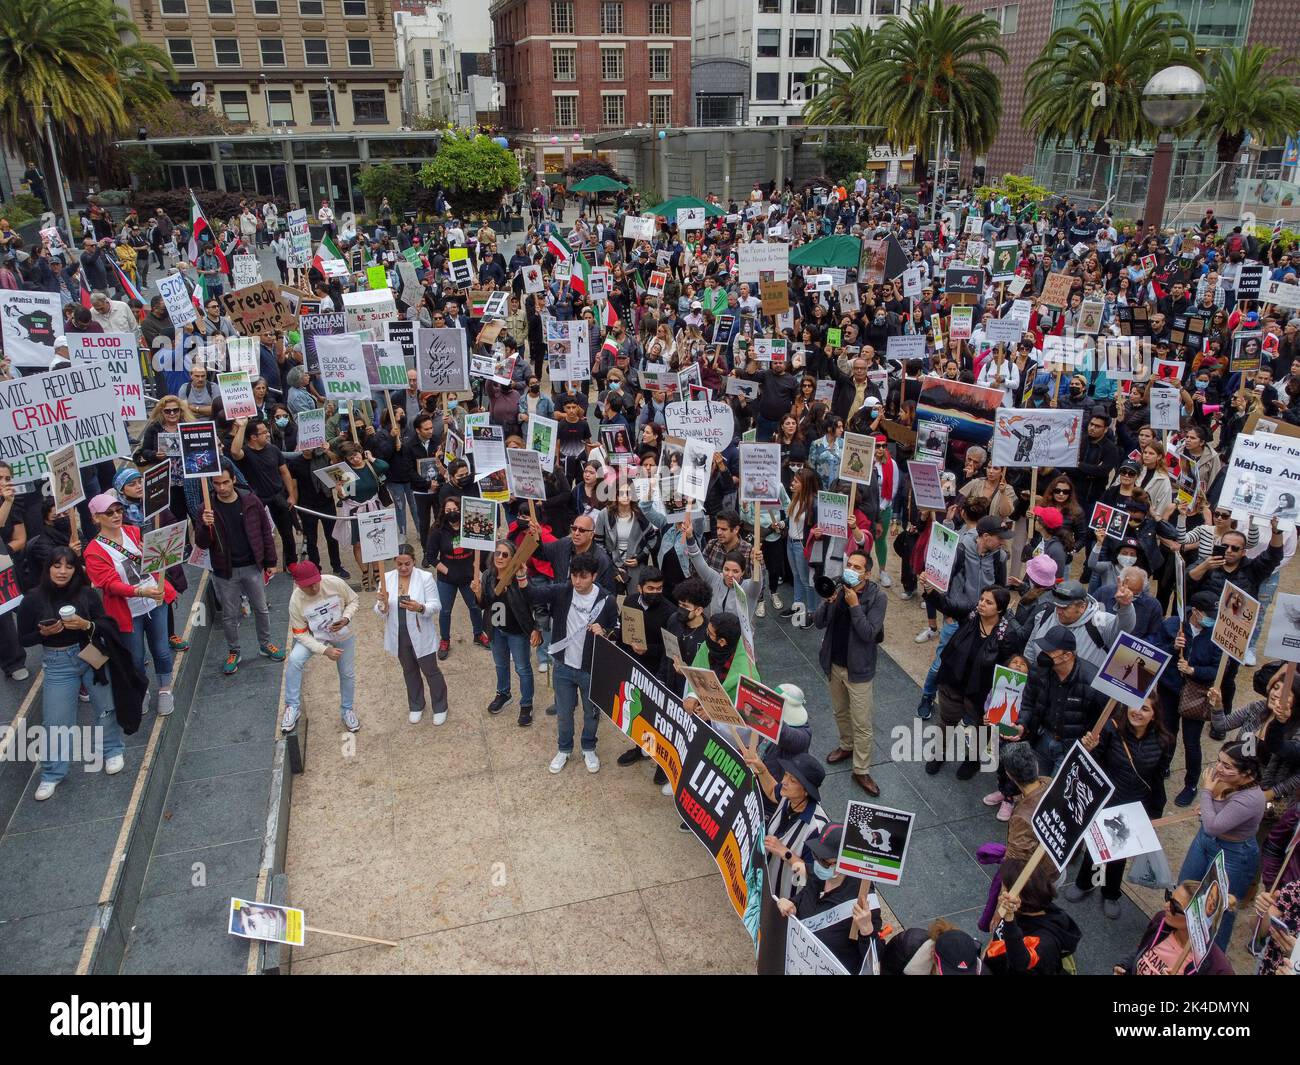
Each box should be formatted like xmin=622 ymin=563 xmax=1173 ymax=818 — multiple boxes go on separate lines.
xmin=1022 ymin=579 xmax=1137 ymax=673
xmin=282 ymin=561 xmax=360 ymax=733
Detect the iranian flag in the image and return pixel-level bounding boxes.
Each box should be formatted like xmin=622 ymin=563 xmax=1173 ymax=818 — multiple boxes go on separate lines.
xmin=187 ymin=192 xmax=228 ymax=271
xmin=547 ymin=230 xmax=573 ymax=261
xmin=312 ymin=232 xmax=344 ymax=275
xmin=601 ymin=299 xmax=620 ymax=331
xmin=569 ymin=251 xmax=592 ymax=295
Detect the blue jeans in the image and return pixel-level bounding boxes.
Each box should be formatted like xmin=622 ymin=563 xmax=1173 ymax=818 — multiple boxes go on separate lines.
xmin=127 ymin=604 xmax=173 ymax=686
xmin=553 ymin=661 xmax=598 ymax=753
xmin=1033 ymin=735 xmax=1069 ymax=778
xmin=1249 ymin=569 xmax=1281 ymax=654
xmin=786 ymin=536 xmax=815 ymax=616
xmin=921 ymin=620 xmax=960 ymax=700
xmin=388 ymin=481 xmax=416 ymax=539
xmin=40 ymin=646 xmax=123 ymax=784
xmin=492 ymin=629 xmax=534 ymax=705
xmin=437 ymin=577 xmax=484 ymax=641
xmin=1178 ymin=828 xmax=1259 ymax=951
xmin=284 ymin=636 xmax=356 ymax=717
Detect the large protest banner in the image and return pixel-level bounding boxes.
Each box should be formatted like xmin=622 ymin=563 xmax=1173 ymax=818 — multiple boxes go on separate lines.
xmin=0 ymin=364 xmax=129 ymax=484
xmin=588 ymin=637 xmax=765 ymax=947
xmin=1219 ymin=432 xmax=1300 ymax=518
xmin=416 ymin=326 xmax=470 ymax=393
xmin=0 ymin=289 xmax=61 ymax=368
xmin=65 ymin=332 xmax=146 ymax=422
xmin=916 ymin=378 xmax=1003 ymax=444
xmin=990 ymin=407 xmax=1084 ymax=468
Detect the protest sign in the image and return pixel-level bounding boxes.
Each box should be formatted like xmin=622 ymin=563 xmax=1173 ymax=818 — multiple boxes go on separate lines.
xmin=859 ymin=238 xmax=888 ymax=285
xmin=914 ymin=421 xmax=949 ymax=464
xmin=758 ymin=279 xmax=789 ymax=316
xmin=142 ymin=460 xmax=170 ymax=523
xmin=623 ymin=214 xmax=656 ymax=241
xmin=944 ymin=265 xmax=983 ymax=302
xmin=885 ymin=335 xmax=927 ymax=364
xmin=458 ymin=497 xmax=498 ymax=552
xmin=1097 ymin=335 xmax=1147 ymax=380
xmin=916 ymin=378 xmax=1002 ymax=443
xmin=218 ymin=281 xmax=293 ymax=336
xmin=785 ymin=915 xmax=850 ymax=976
xmin=677 ymin=207 xmax=705 ymax=230
xmin=1150 ymin=385 xmax=1182 ymax=431
xmin=752 ymin=337 xmax=787 ymax=362
xmin=0 ymin=562 xmax=20 ymax=617
xmin=734 ymin=675 xmax=784 ymax=744
xmin=287 ymin=209 xmax=312 ymax=267
xmin=986 ymin=664 xmax=1026 ymax=736
xmin=908 ymin=460 xmax=947 ymax=511
xmin=314 ymin=462 xmax=357 ymax=496
xmin=985 ymin=317 xmax=1024 ymax=345
xmin=342 ymin=290 xmax=397 ymax=336
xmin=680 ymin=438 xmax=713 ymax=502
xmin=1212 ymin=581 xmax=1261 ymax=664
xmin=314 ymin=333 xmax=369 ymax=403
xmin=1263 ymin=593 xmax=1300 ymax=662
xmin=1084 ymin=801 xmax=1161 ymax=865
xmin=179 ymin=420 xmax=221 ymax=478
xmin=835 ymin=433 xmax=875 ymax=487
xmin=922 ymin=522 xmax=960 ymax=593
xmin=296 ymin=408 xmax=327 ymax=451
xmin=157 ymin=273 xmax=197 ymax=328
xmin=214 ymin=373 xmax=256 ymax=424
xmin=837 ymin=801 xmax=916 ymax=884
xmin=228 ymin=898 xmax=306 ymax=947
xmin=680 ymin=666 xmax=747 ymax=728
xmin=357 ymin=509 xmax=399 ymax=564
xmin=65 ymin=332 xmax=146 ymax=422
xmin=1041 ymin=272 xmax=1074 ymax=307
xmin=665 ymin=398 xmax=735 ymax=451
xmin=416 ymin=327 xmax=470 ymax=393
xmin=362 ymin=340 xmax=408 ymax=390
xmin=1184 ymin=852 xmax=1230 ymax=968
xmin=1219 ymin=432 xmax=1300 ymax=518
xmin=1091 ymin=633 xmax=1172 ymax=709
xmin=471 ymin=425 xmax=507 ymax=476
xmin=816 ymin=491 xmax=850 ymax=540
xmin=901 ymin=266 xmax=924 ymax=299
xmin=950 ymin=306 xmax=973 ymax=340
xmin=738 ymin=442 xmax=781 ymax=504
xmin=990 ymin=241 xmax=1018 ymax=280
xmin=0 ymin=289 xmax=60 ymax=367
xmin=991 ymin=408 xmax=1083 ymax=468
xmin=142 ymin=520 xmax=187 ymax=576
xmin=726 ymin=377 xmax=761 ymax=401
xmin=299 ymin=311 xmax=344 ymax=375
xmin=1031 ymin=743 xmax=1115 ymax=870
xmin=738 ymin=241 xmax=790 ymax=283
xmin=48 ymin=443 xmax=84 ymax=514
xmin=527 ymin=414 xmax=557 ymax=473
xmin=1089 ymin=501 xmax=1129 ymax=542
xmin=0 ymin=364 xmax=129 ymax=485
xmin=232 ymin=253 xmax=261 ymax=290
xmin=617 ymin=604 xmax=648 ymax=651
xmin=588 ymin=638 xmax=765 ymax=944
xmin=505 ymin=447 xmax=546 ymax=501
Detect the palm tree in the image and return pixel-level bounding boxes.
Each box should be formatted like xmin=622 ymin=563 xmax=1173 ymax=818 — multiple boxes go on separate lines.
xmin=1023 ymin=0 xmax=1198 ymax=154
xmin=859 ymin=0 xmax=1008 ymax=170
xmin=803 ymin=25 xmax=878 ymax=127
xmin=1193 ymin=45 xmax=1300 ymax=162
xmin=0 ymin=0 xmax=173 ymax=215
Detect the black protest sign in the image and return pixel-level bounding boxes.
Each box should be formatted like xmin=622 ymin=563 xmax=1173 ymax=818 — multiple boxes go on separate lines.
xmin=1236 ymin=264 xmax=1264 ymax=301
xmin=178 ymin=420 xmax=221 ymax=479
xmin=1031 ymin=743 xmax=1115 ymax=870
xmin=944 ymin=266 xmax=984 ymax=302
xmin=384 ymin=319 xmax=417 ymax=365
xmin=142 ymin=460 xmax=171 ymax=522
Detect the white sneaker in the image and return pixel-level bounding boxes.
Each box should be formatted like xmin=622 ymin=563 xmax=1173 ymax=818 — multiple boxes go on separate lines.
xmin=771 ymin=593 xmax=783 ymax=610
xmin=879 ymin=572 xmax=893 ymax=588
xmin=342 ymin=709 xmax=361 ymax=733
xmin=756 ymin=601 xmax=766 ymax=618
xmin=584 ymin=750 xmax=601 ymax=773
xmin=156 ymin=690 xmax=174 ymax=716
xmin=105 ymin=755 xmax=124 ymax=775
xmin=661 ymin=781 xmax=673 ymax=796
xmin=409 ymin=709 xmax=424 ymax=724
xmin=548 ymin=751 xmax=569 ymax=774
xmin=433 ymin=711 xmax=448 ymax=725
xmin=9 ymin=667 xmax=29 ymax=681
xmin=34 ymin=780 xmax=57 ymax=801
xmin=914 ymin=627 xmax=937 ymax=643
xmin=281 ymin=704 xmax=301 ymax=732
xmin=1244 ymin=649 xmax=1257 ymax=667
xmin=537 ymin=662 xmax=549 ymax=674
xmin=898 ymin=590 xmax=915 ymax=601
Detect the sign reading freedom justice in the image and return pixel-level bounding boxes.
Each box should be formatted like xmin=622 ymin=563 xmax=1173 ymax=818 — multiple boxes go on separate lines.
xmin=588 ymin=637 xmax=765 ymax=946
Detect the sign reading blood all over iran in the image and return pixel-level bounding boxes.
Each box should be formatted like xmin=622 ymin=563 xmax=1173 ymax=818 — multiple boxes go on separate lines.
xmin=65 ymin=332 xmax=146 ymax=422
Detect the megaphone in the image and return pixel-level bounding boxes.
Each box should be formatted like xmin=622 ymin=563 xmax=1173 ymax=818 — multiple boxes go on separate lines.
xmin=814 ymin=574 xmax=838 ymax=600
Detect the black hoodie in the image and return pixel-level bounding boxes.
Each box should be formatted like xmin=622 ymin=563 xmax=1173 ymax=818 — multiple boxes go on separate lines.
xmin=986 ymin=905 xmax=1083 ymax=975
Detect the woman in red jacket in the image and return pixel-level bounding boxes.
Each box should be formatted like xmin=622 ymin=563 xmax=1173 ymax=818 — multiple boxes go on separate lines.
xmin=83 ymin=492 xmax=178 ymax=715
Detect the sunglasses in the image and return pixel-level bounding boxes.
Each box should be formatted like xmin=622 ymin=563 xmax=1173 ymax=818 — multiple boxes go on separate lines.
xmin=163 ymin=408 xmax=181 ymax=415
xmin=494 ymin=550 xmax=512 ymax=558
xmin=102 ymin=506 xmax=124 ymax=516
xmin=1163 ymin=889 xmax=1185 ymax=916
xmin=571 ymin=524 xmax=591 ymax=533
xmin=1053 ymin=487 xmax=1070 ymax=494
xmin=1214 ymin=511 xmax=1231 ymax=519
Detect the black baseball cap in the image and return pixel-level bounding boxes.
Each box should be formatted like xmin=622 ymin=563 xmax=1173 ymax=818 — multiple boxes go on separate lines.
xmin=976 ymin=515 xmax=1012 ymax=539
xmin=934 ymin=930 xmax=983 ymax=975
xmin=806 ymin=823 xmax=844 ymax=863
xmin=1039 ymin=625 xmax=1078 ymax=653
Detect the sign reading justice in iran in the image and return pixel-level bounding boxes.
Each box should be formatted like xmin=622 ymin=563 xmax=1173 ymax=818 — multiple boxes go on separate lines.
xmin=0 ymin=364 xmax=129 ymax=484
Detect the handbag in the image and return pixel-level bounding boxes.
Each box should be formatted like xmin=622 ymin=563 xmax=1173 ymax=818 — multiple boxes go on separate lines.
xmin=1178 ymin=678 xmax=1212 ymax=721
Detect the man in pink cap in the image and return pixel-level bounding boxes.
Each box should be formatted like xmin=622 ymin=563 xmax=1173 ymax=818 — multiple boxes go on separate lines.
xmin=282 ymin=561 xmax=359 ymax=733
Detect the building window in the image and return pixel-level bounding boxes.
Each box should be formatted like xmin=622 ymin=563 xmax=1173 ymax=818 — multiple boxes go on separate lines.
xmin=648 ymin=47 xmax=671 ymax=81
xmin=260 ymin=38 xmax=286 ymax=65
xmin=755 ymin=72 xmax=779 ymax=100
xmin=554 ymin=94 xmax=577 ymax=128
xmin=757 ymin=115 xmax=780 ymax=126
xmin=309 ymin=89 xmax=337 ymax=125
xmin=600 ymin=1 xmax=623 ymax=34
xmin=304 ymin=39 xmax=329 ymax=65
xmin=220 ymin=91 xmax=250 ymax=123
xmin=696 ymin=93 xmax=743 ymax=125
xmin=423 ymin=49 xmax=434 ymax=79
xmin=352 ymin=90 xmax=388 ymax=124
xmin=553 ymin=47 xmax=576 ymax=81
xmin=550 ymin=0 xmax=573 ymax=34
xmin=207 ymin=0 xmax=233 ymax=13
xmin=649 ymin=2 xmax=670 ymax=34
xmin=601 ymin=94 xmax=625 ymax=127
xmin=298 ymin=0 xmax=323 ymax=12
xmin=789 ymin=72 xmax=816 ymax=100
xmin=347 ymin=38 xmax=372 ymax=66
xmin=253 ymin=0 xmax=279 ymax=13
xmin=792 ymin=0 xmax=819 ymax=13
xmin=758 ymin=0 xmax=779 ymax=10
xmin=160 ymin=0 xmax=187 ymax=14
xmin=267 ymin=90 xmax=294 ymax=124
xmin=832 ymin=0 xmax=858 ymax=12
xmin=1001 ymin=4 xmax=1018 ymax=33
xmin=213 ymin=38 xmax=241 ymax=66
xmin=342 ymin=0 xmax=367 ymax=14
xmin=756 ymin=28 xmax=780 ymax=57
xmin=649 ymin=94 xmax=672 ymax=125
xmin=872 ymin=0 xmax=898 ymax=13
xmin=167 ymin=38 xmax=196 ymax=66
xmin=601 ymin=47 xmax=624 ymax=81
xmin=789 ymin=29 xmax=819 ymax=58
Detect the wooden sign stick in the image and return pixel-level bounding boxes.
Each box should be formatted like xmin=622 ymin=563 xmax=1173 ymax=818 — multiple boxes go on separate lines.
xmin=304 ymin=926 xmax=398 ymax=947
xmin=848 ymin=878 xmax=872 ymax=942
xmin=1088 ymin=697 xmax=1118 ymax=743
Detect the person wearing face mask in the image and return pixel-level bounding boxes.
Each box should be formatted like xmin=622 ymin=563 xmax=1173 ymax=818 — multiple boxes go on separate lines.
xmin=517 ymin=375 xmax=554 ymax=427
xmin=657 ymin=577 xmax=712 ymax=698
xmin=612 ymin=566 xmax=676 ymax=786
xmin=744 ymin=750 xmax=829 ymax=902
xmin=685 ymin=611 xmax=757 ymax=705
xmin=426 ymin=493 xmax=488 ymax=660
xmin=1017 ymin=626 xmax=1106 ymax=776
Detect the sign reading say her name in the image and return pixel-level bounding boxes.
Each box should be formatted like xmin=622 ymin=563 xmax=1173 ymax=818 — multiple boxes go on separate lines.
xmin=0 ymin=364 xmax=129 ymax=484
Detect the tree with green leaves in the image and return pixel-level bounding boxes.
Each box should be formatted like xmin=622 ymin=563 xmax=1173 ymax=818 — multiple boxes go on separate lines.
xmin=1193 ymin=45 xmax=1300 ymax=162
xmin=1023 ymin=0 xmax=1198 ymax=154
xmin=358 ymin=163 xmax=417 ymax=217
xmin=802 ymin=25 xmax=879 ymax=127
xmin=418 ymin=133 xmax=520 ymax=217
xmin=859 ymin=0 xmax=1007 ymax=169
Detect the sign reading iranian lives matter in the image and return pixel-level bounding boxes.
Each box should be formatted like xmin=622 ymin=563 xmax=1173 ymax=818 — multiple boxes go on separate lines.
xmin=179 ymin=420 xmax=221 ymax=478
xmin=417 ymin=326 xmax=469 ymax=393
xmin=922 ymin=521 xmax=960 ymax=593
xmin=1211 ymin=581 xmax=1261 ymax=664
xmin=65 ymin=332 xmax=146 ymax=421
xmin=816 ymin=491 xmax=850 ymax=540
xmin=0 ymin=364 xmax=129 ymax=485
xmin=738 ymin=442 xmax=781 ymax=504
xmin=1030 ymin=742 xmax=1115 ymax=870
xmin=1090 ymin=632 xmax=1173 ymax=709
xmin=991 ymin=407 xmax=1083 ymax=468
xmin=836 ymin=800 xmax=916 ymax=884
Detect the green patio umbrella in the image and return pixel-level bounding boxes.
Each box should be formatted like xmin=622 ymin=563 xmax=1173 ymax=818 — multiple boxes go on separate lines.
xmin=787 ymin=235 xmax=863 ymax=270
xmin=643 ymin=196 xmax=727 ymax=219
xmin=570 ymin=175 xmax=628 ymax=193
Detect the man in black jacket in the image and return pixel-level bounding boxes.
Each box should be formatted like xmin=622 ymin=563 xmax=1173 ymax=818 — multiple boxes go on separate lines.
xmin=402 ymin=413 xmax=442 ymax=556
xmin=1071 ymin=411 xmax=1120 ymax=531
xmin=529 ymin=512 xmax=617 ymax=591
xmin=738 ymin=360 xmax=799 ymax=440
xmin=1017 ymin=626 xmax=1105 ymax=775
xmin=614 ymin=566 xmax=677 ymax=782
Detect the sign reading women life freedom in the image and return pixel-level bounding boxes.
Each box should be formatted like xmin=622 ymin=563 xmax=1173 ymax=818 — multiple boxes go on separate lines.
xmin=417 ymin=327 xmax=470 ymax=393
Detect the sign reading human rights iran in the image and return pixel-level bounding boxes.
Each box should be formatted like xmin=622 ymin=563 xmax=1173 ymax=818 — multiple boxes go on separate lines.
xmin=1031 ymin=743 xmax=1114 ymax=871
xmin=0 ymin=364 xmax=129 ymax=484
xmin=1220 ymin=432 xmax=1300 ymax=518
xmin=314 ymin=333 xmax=370 ymax=402
xmin=416 ymin=326 xmax=469 ymax=393
xmin=990 ymin=407 xmax=1083 ymax=469
xmin=65 ymin=332 xmax=146 ymax=422
xmin=588 ymin=637 xmax=765 ymax=947
xmin=0 ymin=289 xmax=61 ymax=367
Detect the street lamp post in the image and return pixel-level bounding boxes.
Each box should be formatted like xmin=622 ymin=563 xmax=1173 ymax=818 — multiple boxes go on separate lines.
xmin=929 ymin=108 xmax=950 ymax=228
xmin=43 ymin=105 xmax=74 ymax=241
xmin=1139 ymin=65 xmax=1205 ymax=234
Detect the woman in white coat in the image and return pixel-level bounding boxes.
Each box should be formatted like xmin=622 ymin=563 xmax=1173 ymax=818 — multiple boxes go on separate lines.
xmin=374 ymin=542 xmax=449 ymax=724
